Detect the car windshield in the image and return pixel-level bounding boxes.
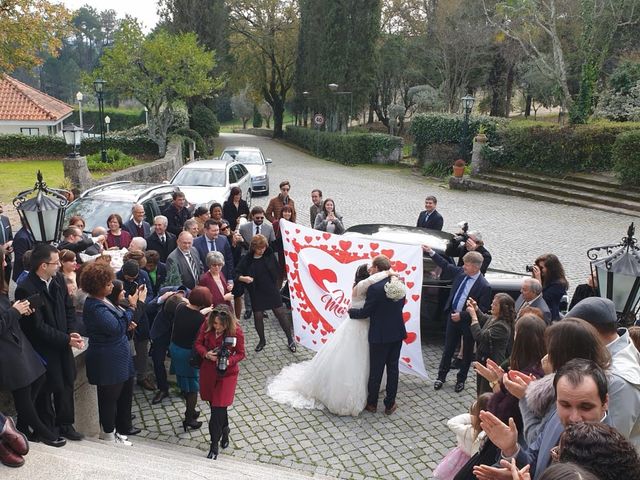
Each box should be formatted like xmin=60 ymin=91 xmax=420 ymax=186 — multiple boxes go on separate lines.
xmin=171 ymin=169 xmax=225 ymax=187
xmin=221 ymin=151 xmax=263 ymax=165
xmin=64 ymin=199 xmax=131 ymax=233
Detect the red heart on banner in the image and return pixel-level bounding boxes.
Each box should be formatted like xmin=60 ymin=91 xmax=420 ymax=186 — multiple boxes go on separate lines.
xmin=406 ymin=282 xmax=414 ymax=289
xmin=320 ymin=329 xmax=327 ymax=336
xmin=381 ymin=249 xmax=394 ymax=259
xmin=370 ymin=243 xmax=379 ymax=250
xmin=411 ymin=266 xmax=417 ymax=271
xmin=309 ymin=264 xmax=337 ymax=292
xmin=321 ymin=338 xmax=327 ymax=344
xmin=404 ymin=332 xmax=417 ymax=344
xmin=370 ymin=252 xmax=379 ymax=258
xmin=403 ymin=311 xmax=411 ymax=322
xmin=289 ymin=252 xmax=298 ymax=262
xmin=285 ymin=230 xmax=290 ymax=235
xmin=295 ymin=229 xmax=300 ymax=233
xmin=315 ymin=236 xmax=321 ymax=240
xmin=301 ymin=324 xmax=306 ymax=329
xmin=339 ymin=240 xmax=352 ymax=250
xmin=312 ymin=340 xmax=317 ymax=344
xmin=412 ymin=294 xmax=420 ymax=302
xmin=296 ymin=335 xmax=301 ymax=342
xmin=323 ymin=233 xmax=331 ymax=240
xmin=401 ymin=357 xmax=412 ymax=364
xmin=357 ymin=244 xmax=363 ymax=249
xmin=304 ymin=236 xmax=313 ymax=243
xmin=394 ymin=261 xmax=407 ymax=272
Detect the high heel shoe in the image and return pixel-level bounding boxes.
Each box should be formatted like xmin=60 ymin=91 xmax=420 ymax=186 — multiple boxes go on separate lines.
xmin=255 ymin=340 xmax=266 ymax=352
xmin=220 ymin=427 xmax=230 ymax=449
xmin=182 ymin=419 xmax=203 ymax=433
xmin=207 ymin=443 xmax=219 ymax=459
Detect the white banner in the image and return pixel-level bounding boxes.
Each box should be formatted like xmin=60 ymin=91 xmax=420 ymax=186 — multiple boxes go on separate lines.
xmin=281 ymin=220 xmax=427 ymax=379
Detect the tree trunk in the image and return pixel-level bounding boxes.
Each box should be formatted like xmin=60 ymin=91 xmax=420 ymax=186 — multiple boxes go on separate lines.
xmin=525 ymin=95 xmax=532 ymax=117
xmin=272 ymin=98 xmax=284 ymax=138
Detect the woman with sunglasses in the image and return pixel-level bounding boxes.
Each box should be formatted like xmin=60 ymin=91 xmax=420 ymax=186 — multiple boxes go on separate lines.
xmin=235 ymin=234 xmax=296 ymax=352
xmin=194 ymin=305 xmax=245 ymax=460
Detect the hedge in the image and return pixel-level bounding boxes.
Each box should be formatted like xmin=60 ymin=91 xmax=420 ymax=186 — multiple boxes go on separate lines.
xmin=0 ymin=134 xmax=158 ymax=158
xmin=285 ymin=126 xmax=403 ymax=165
xmin=409 ymin=113 xmax=507 ymax=161
xmin=483 ymin=121 xmax=640 ymax=173
xmin=613 ymin=130 xmax=640 ymax=185
xmin=69 ymin=108 xmax=145 ymax=131
xmin=173 ymin=128 xmax=207 ymax=158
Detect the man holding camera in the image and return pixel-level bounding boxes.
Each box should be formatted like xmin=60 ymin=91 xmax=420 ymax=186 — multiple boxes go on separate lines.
xmin=16 ymin=244 xmax=84 ymax=442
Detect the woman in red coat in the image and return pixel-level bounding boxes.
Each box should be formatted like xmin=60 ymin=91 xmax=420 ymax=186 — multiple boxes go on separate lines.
xmin=198 ymin=251 xmax=233 ymax=309
xmin=195 ymin=305 xmax=245 ymax=460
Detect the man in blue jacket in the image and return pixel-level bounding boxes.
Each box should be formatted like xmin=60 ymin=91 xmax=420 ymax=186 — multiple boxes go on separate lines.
xmin=349 ymin=255 xmax=407 ymax=415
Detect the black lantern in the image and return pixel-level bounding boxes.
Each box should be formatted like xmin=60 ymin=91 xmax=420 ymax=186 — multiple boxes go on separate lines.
xmin=93 ymin=78 xmax=108 ymax=162
xmin=587 ymin=223 xmax=640 ymax=325
xmin=13 ymin=171 xmax=69 ymax=244
xmin=461 ymin=95 xmax=475 ymax=117
xmin=62 ymin=124 xmax=83 ymax=157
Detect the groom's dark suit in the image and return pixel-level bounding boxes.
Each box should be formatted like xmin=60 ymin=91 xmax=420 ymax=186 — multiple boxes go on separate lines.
xmin=349 ymin=276 xmax=406 ymax=410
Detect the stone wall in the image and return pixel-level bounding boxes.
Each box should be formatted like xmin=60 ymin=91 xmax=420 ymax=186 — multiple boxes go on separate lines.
xmin=372 ymin=145 xmax=403 ymax=164
xmin=418 ymin=142 xmax=459 ymax=166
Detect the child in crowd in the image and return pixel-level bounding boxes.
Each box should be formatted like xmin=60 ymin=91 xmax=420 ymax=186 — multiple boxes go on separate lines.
xmin=433 ymin=393 xmax=492 ymax=480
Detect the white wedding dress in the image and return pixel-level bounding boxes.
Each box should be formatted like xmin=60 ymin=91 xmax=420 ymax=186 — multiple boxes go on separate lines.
xmin=266 ymin=271 xmax=388 ymax=416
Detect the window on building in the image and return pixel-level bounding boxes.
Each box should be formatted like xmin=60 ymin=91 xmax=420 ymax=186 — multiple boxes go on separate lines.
xmin=20 ymin=128 xmax=40 ymax=136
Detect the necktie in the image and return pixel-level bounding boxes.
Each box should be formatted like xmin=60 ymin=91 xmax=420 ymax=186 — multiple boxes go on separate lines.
xmin=452 ymin=275 xmax=470 ymax=312
xmin=185 ymin=251 xmax=198 ymax=279
xmin=423 ymin=213 xmax=430 ymax=227
xmin=0 ymin=222 xmax=4 ymax=245
xmin=210 ymin=240 xmax=216 ymax=252
xmin=255 ymin=225 xmax=260 ymax=235
xmin=160 ymin=235 xmax=165 ymax=245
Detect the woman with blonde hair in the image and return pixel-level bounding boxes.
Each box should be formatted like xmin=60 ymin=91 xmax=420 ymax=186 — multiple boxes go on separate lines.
xmin=194 ymin=305 xmax=245 ymax=460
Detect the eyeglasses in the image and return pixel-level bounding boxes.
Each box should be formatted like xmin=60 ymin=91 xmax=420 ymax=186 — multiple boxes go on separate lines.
xmin=220 ymin=226 xmax=229 ymax=231
xmin=253 ymin=216 xmax=264 ymax=221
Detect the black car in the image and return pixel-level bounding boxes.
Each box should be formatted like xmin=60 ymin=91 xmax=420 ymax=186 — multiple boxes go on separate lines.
xmin=343 ymin=224 xmax=528 ymax=337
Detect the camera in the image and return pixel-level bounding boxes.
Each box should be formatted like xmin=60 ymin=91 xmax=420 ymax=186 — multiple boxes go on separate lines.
xmin=127 ymin=282 xmax=139 ymax=296
xmin=452 ymin=221 xmax=470 ymax=245
xmin=525 ymin=265 xmax=534 ymax=273
xmin=216 ymin=336 xmax=237 ymax=375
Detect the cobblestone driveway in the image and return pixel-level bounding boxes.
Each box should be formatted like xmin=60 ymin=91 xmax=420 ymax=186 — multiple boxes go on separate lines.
xmin=132 ymin=133 xmax=638 ymax=478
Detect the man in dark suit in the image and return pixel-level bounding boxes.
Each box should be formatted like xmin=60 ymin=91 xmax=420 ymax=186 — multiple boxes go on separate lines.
xmin=423 ymin=245 xmax=491 ymax=393
xmin=0 ymin=204 xmax=13 ymax=280
xmin=124 ymin=204 xmax=151 ymax=238
xmin=145 ymin=215 xmax=177 ymax=262
xmin=163 ymin=191 xmax=192 ymax=236
xmin=57 ymin=226 xmax=106 ymax=263
xmin=166 ymin=231 xmax=204 ymax=289
xmin=193 ymin=219 xmax=234 ymax=281
xmin=416 ymin=195 xmax=444 ymax=231
xmin=515 ymin=278 xmax=552 ymax=324
xmin=15 ymin=244 xmax=85 ymax=441
xmin=349 ymin=255 xmax=407 ymax=415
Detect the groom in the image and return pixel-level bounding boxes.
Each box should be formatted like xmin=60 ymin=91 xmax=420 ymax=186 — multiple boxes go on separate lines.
xmin=348 ymin=255 xmax=406 ymax=415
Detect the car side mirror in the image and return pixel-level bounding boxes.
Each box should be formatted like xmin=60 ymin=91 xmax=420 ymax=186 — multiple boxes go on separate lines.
xmin=266 ymin=158 xmax=272 ymax=164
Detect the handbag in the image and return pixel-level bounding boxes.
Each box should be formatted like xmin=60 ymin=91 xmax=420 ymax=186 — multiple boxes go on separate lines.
xmin=189 ymin=346 xmax=202 ymax=368
xmin=434 ymin=446 xmax=471 ymax=480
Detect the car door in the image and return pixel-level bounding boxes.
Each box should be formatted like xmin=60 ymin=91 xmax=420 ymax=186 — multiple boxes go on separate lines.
xmin=234 ymin=164 xmax=251 ymax=195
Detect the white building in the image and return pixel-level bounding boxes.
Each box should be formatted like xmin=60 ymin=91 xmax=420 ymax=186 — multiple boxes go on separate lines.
xmin=0 ymin=74 xmax=73 ymax=136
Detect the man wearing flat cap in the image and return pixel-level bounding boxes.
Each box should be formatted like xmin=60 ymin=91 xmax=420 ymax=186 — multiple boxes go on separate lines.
xmin=567 ymin=296 xmax=640 ymax=447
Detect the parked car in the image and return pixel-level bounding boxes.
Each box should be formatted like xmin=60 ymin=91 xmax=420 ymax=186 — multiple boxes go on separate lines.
xmin=169 ymin=158 xmax=252 ymax=208
xmin=64 ymin=182 xmax=180 ymax=233
xmin=342 ymin=224 xmax=529 ymax=336
xmin=220 ymin=146 xmax=272 ymax=196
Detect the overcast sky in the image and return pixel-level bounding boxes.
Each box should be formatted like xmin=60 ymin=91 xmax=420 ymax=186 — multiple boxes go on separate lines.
xmin=56 ymin=0 xmax=160 ymax=31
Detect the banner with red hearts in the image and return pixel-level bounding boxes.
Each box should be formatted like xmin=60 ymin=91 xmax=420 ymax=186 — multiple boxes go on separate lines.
xmin=281 ymin=219 xmax=427 ymax=379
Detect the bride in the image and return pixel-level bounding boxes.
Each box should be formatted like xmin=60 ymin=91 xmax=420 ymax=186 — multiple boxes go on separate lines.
xmin=267 ymin=264 xmax=391 ymax=416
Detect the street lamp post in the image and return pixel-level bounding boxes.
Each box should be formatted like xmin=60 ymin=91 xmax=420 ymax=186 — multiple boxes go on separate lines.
xmin=588 ymin=223 xmax=640 ymax=326
xmin=93 ymin=79 xmax=107 ymax=162
xmin=76 ymin=92 xmax=84 ymax=129
xmin=302 ymin=91 xmax=310 ymax=128
xmin=13 ymin=171 xmax=70 ymax=244
xmin=62 ymin=124 xmax=83 ymax=157
xmin=328 ymin=83 xmax=353 ymax=133
xmin=144 ymin=106 xmax=149 ymax=127
xmin=104 ymin=115 xmax=111 ymax=134
xmin=459 ymin=95 xmax=475 ymax=159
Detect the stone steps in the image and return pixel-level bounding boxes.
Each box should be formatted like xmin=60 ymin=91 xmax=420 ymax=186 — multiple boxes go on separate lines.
xmin=8 ymin=437 xmax=326 ymax=480
xmin=458 ymin=169 xmax=640 ymax=218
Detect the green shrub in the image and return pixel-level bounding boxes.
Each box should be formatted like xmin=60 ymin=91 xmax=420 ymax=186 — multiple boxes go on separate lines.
xmin=613 ymin=130 xmax=640 ymax=185
xmin=422 ymin=161 xmax=451 ymax=178
xmin=487 ymin=121 xmax=640 ymax=173
xmin=252 ymin=108 xmax=263 ymax=128
xmin=86 ymin=148 xmax=137 ymax=171
xmin=409 ymin=113 xmax=507 ymax=162
xmin=0 ymin=134 xmax=158 ymax=158
xmin=70 ymin=108 xmax=145 ymax=131
xmin=191 ymin=105 xmax=220 ymax=138
xmin=174 ymin=128 xmax=207 ymax=157
xmin=285 ymin=126 xmax=403 ymax=165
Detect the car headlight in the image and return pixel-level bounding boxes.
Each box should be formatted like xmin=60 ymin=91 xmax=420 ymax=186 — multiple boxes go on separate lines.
xmin=253 ymin=175 xmax=266 ymax=181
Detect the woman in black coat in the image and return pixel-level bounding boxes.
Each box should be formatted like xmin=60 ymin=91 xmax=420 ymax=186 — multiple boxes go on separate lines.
xmin=235 ymin=234 xmax=295 ymax=353
xmin=222 ymin=187 xmax=250 ymax=232
xmin=532 ymin=253 xmax=568 ymax=321
xmin=0 ymin=248 xmax=63 ymax=447
xmin=81 ymin=262 xmax=145 ymax=445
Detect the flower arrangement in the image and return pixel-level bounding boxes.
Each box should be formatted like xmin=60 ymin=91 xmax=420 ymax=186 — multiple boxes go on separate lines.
xmin=384 ymin=277 xmax=407 ymax=301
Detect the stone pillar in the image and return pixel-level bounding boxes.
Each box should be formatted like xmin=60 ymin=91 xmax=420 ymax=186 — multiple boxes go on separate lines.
xmin=470 ymin=134 xmax=488 ymax=175
xmin=63 ymin=155 xmax=93 ymax=196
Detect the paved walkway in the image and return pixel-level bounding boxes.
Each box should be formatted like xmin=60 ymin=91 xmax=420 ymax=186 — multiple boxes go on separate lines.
xmin=130 ymin=133 xmax=638 ymax=479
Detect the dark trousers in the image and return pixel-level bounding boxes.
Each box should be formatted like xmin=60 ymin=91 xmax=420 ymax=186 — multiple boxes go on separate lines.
xmin=36 ymin=383 xmax=75 ymax=432
xmin=96 ymin=377 xmax=134 ymax=434
xmin=12 ymin=374 xmax=57 ymax=441
xmin=151 ymin=336 xmax=170 ymax=392
xmin=208 ymin=406 xmax=228 ymax=447
xmin=437 ymin=319 xmax=475 ymax=384
xmin=367 ymin=341 xmax=403 ymax=408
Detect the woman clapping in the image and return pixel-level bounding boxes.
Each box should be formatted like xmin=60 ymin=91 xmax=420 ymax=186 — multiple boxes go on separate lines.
xmin=194 ymin=306 xmax=245 ymax=460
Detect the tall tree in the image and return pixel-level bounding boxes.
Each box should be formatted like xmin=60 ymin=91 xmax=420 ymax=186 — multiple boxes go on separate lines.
xmin=0 ymin=0 xmax=71 ymax=73
xmin=97 ymin=20 xmax=221 ymax=155
xmin=227 ymin=0 xmax=298 ymax=138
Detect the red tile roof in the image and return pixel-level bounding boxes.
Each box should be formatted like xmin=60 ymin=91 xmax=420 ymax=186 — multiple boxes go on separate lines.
xmin=0 ymin=75 xmax=73 ymax=121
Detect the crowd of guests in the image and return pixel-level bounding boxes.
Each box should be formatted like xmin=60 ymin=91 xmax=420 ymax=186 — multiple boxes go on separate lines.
xmin=0 ymin=179 xmax=349 ymax=467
